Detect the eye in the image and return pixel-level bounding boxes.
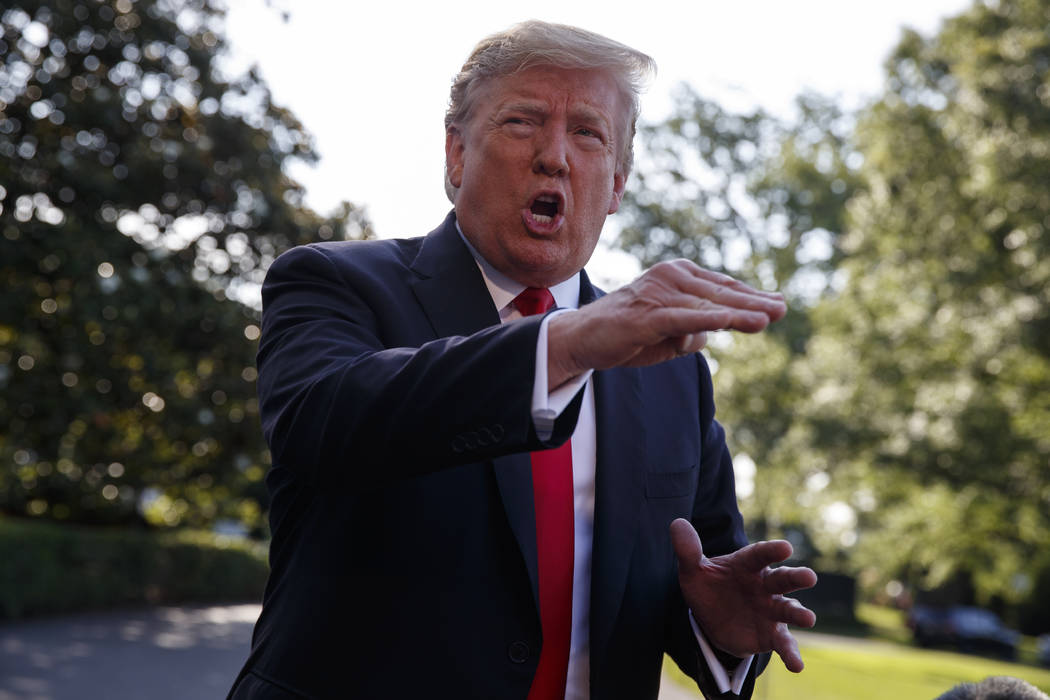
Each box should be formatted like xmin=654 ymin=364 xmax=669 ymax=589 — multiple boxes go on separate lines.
xmin=575 ymin=126 xmax=605 ymax=140
xmin=502 ymin=117 xmax=534 ymax=135
xmin=574 ymin=126 xmax=606 ymax=147
xmin=502 ymin=113 xmax=536 ymax=126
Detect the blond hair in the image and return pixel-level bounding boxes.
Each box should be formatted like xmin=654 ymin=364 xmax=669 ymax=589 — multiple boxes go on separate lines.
xmin=444 ymin=20 xmax=655 ymax=201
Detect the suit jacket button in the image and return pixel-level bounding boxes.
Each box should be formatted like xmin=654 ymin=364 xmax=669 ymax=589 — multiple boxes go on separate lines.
xmin=507 ymin=640 xmax=530 ymax=664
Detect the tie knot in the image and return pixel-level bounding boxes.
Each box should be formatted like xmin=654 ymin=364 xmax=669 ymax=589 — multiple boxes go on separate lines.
xmin=513 ymin=287 xmax=555 ymax=317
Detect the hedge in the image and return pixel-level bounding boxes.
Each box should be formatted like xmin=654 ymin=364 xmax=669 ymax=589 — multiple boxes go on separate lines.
xmin=0 ymin=516 xmax=269 ymax=620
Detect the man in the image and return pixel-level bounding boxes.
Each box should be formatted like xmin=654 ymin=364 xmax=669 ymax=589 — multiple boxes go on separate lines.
xmin=228 ymin=20 xmax=816 ymax=700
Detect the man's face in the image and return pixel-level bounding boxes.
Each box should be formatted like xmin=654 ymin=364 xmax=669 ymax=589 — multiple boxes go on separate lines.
xmin=446 ymin=66 xmax=628 ymax=288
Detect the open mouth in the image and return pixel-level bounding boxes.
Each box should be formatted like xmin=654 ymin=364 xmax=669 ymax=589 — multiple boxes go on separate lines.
xmin=526 ymin=192 xmax=564 ymax=228
xmin=531 ymin=195 xmax=560 ymax=220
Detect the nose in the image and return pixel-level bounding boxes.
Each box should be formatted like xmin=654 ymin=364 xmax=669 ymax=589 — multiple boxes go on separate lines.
xmin=532 ymin=126 xmax=569 ymax=178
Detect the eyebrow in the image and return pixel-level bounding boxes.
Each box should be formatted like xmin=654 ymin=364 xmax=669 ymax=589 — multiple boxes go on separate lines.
xmin=496 ymin=101 xmax=613 ymax=134
xmin=496 ymin=102 xmax=549 ymax=119
xmin=570 ymin=105 xmax=613 ymax=134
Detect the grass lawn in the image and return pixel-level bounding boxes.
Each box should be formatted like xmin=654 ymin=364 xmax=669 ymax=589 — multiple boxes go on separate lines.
xmin=750 ymin=635 xmax=1050 ymax=699
xmin=664 ymin=605 xmax=1050 ymax=699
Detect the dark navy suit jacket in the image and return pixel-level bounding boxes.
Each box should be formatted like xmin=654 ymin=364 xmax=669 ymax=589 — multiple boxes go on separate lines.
xmin=228 ymin=212 xmax=765 ymax=699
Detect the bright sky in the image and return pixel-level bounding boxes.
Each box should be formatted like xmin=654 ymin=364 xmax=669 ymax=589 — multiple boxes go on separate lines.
xmin=223 ymin=0 xmax=972 ymax=285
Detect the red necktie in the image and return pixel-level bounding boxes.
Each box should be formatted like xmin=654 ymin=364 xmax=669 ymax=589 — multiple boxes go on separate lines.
xmin=513 ymin=288 xmax=574 ymax=700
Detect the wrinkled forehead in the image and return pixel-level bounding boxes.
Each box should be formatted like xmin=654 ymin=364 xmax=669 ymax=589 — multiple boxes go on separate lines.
xmin=461 ymin=66 xmax=630 ymax=137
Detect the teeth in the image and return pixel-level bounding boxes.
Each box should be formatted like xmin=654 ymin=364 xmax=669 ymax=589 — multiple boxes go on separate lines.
xmin=529 ymin=194 xmax=560 ymax=225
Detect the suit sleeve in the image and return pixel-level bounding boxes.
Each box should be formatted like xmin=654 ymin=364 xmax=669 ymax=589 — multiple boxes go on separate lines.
xmin=664 ymin=353 xmax=771 ymax=699
xmin=255 ymin=244 xmax=581 ymax=489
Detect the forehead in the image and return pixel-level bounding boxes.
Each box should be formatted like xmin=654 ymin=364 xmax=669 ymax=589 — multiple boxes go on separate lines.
xmin=475 ymin=65 xmax=626 ymax=124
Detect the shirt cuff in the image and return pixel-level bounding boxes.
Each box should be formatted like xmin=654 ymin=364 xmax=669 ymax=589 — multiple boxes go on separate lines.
xmin=688 ymin=610 xmax=754 ymax=695
xmin=532 ymin=309 xmax=591 ymax=441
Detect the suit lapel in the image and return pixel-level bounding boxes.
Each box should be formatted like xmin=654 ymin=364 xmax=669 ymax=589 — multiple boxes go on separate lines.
xmin=581 ymin=272 xmax=650 ymax=678
xmin=409 ymin=213 xmax=541 ymax=611
xmin=410 ymin=212 xmax=501 ymax=338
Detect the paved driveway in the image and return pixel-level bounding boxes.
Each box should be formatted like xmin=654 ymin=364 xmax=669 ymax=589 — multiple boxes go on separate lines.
xmin=0 ymin=605 xmax=701 ymax=699
xmin=0 ymin=605 xmax=259 ymax=700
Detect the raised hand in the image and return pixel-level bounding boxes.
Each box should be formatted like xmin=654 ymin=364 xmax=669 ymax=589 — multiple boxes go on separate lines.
xmin=547 ymin=260 xmax=786 ymax=388
xmin=669 ymin=518 xmax=817 ymax=672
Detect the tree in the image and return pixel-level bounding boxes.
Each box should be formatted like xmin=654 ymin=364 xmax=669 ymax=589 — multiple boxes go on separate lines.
xmin=615 ymin=87 xmax=865 ymax=558
xmin=618 ymin=0 xmax=1050 ymax=614
xmin=793 ymin=0 xmax=1050 ymax=606
xmin=618 ymin=86 xmax=862 ymax=349
xmin=0 ymin=0 xmax=372 ymax=531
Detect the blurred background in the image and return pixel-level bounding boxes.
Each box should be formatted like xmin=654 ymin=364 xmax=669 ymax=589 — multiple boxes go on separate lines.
xmin=1 ymin=0 xmax=1049 ymax=698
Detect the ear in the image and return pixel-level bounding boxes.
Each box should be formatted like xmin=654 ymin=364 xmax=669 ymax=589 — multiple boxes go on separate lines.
xmin=445 ymin=126 xmax=465 ymax=189
xmin=607 ymin=169 xmax=627 ymax=215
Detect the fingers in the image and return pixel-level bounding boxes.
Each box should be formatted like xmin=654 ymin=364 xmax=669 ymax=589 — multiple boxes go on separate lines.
xmin=762 ymin=565 xmax=818 ymax=595
xmin=679 ymin=275 xmax=785 ymax=320
xmin=723 ymin=539 xmax=795 ymax=573
xmin=653 ymin=260 xmax=787 ymax=321
xmin=772 ymin=623 xmax=806 ymax=673
xmin=773 ymin=594 xmax=817 ymax=629
xmin=645 ymin=305 xmax=769 ymax=342
xmin=636 ymin=262 xmax=786 ymax=336
xmin=672 ymin=332 xmax=708 ymax=357
xmin=690 ymin=265 xmax=787 ymax=304
xmin=669 ymin=518 xmax=704 ymax=568
xmin=556 ymin=259 xmax=785 ymax=375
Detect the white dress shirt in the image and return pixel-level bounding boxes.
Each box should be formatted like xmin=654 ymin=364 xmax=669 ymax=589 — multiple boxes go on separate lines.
xmin=457 ymin=228 xmax=751 ymax=698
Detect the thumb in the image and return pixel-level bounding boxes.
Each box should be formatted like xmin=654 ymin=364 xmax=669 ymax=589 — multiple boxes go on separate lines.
xmin=669 ymin=518 xmax=704 ymax=568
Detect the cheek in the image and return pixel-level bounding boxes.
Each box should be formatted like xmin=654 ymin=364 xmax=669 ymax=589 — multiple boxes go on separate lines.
xmin=581 ymin=178 xmax=615 ymax=217
xmin=472 ymin=148 xmax=524 ymax=191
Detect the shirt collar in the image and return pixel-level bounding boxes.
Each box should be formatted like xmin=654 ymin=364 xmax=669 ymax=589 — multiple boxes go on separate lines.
xmin=456 ymin=222 xmax=581 ymax=312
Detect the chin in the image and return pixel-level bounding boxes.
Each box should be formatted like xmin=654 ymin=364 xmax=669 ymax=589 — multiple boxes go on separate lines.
xmin=513 ymin=243 xmax=571 ymax=272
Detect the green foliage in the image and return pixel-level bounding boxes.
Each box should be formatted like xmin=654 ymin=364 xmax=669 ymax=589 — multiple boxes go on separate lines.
xmin=0 ymin=0 xmax=372 ymax=529
xmin=0 ymin=515 xmax=268 ymax=619
xmin=619 ymin=88 xmax=862 ymax=330
xmin=620 ymin=0 xmax=1050 ymax=620
xmin=619 ymin=87 xmax=776 ymax=276
xmin=794 ymin=0 xmax=1050 ymax=605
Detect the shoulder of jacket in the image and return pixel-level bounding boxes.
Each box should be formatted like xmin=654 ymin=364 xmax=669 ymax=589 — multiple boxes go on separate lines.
xmin=274 ymin=236 xmax=424 ymax=271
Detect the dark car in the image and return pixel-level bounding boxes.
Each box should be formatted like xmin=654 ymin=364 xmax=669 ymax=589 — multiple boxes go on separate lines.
xmin=907 ymin=605 xmax=1019 ymax=659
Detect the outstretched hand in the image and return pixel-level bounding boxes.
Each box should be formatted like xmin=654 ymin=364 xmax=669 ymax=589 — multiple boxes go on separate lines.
xmin=546 ymin=260 xmax=786 ymax=389
xmin=669 ymin=518 xmax=817 ymax=672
